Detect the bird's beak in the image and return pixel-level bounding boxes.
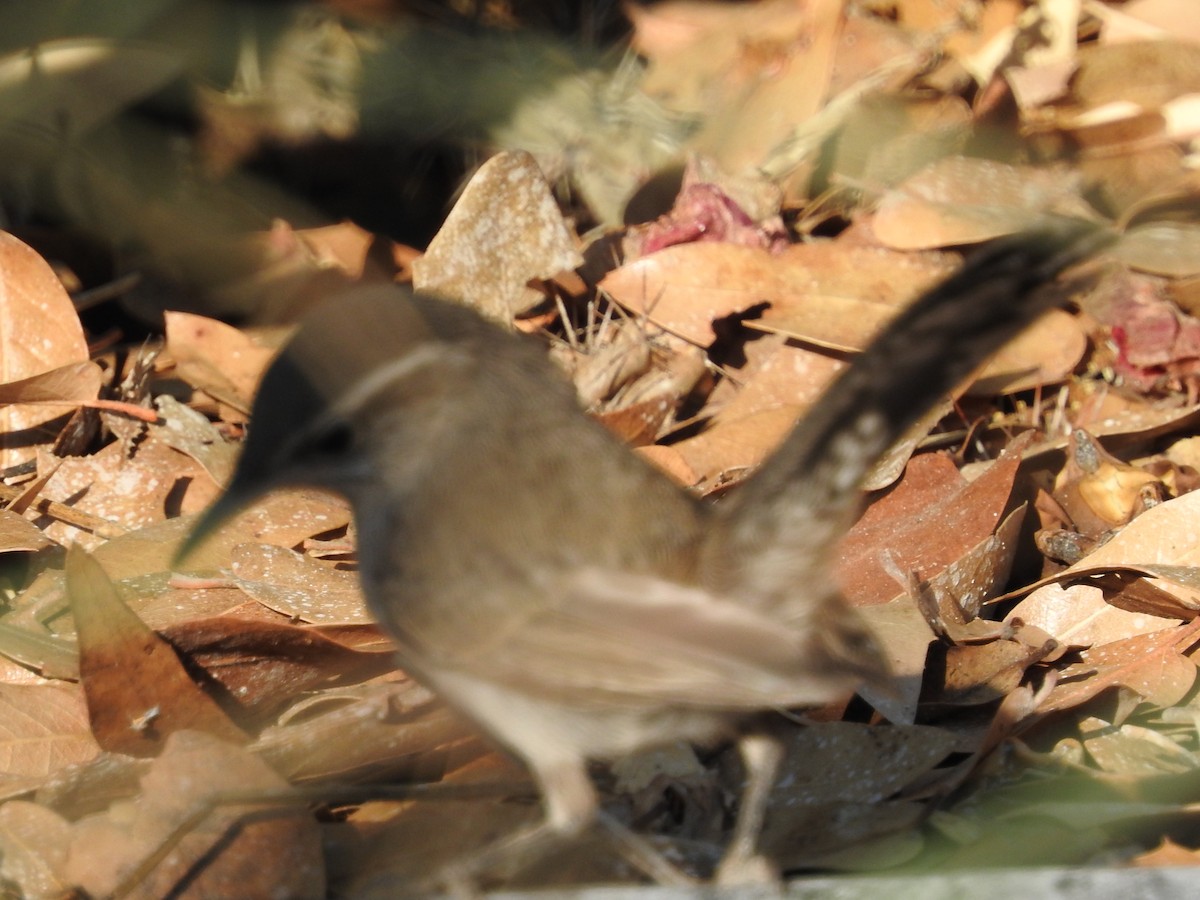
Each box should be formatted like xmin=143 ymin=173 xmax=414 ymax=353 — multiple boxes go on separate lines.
xmin=173 ymin=479 xmax=261 ymax=567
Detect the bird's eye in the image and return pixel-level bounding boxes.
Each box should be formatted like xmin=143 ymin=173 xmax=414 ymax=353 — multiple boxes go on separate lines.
xmin=300 ymin=421 xmax=355 ymax=459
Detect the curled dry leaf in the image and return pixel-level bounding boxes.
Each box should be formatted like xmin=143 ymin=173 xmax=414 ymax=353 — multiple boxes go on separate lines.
xmin=1053 ymin=429 xmax=1166 ymax=537
xmin=1035 ymin=618 xmax=1200 ymax=717
xmin=932 ymin=623 xmax=1060 ymax=708
xmin=1011 ymin=489 xmax=1200 ymax=645
xmin=858 ymin=507 xmax=1029 ymax=722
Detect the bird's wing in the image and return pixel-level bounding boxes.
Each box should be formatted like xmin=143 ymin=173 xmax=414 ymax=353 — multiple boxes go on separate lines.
xmin=447 ymin=565 xmax=860 ymax=712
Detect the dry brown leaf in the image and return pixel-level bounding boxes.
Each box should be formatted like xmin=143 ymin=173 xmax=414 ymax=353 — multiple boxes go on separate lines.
xmin=968 ymin=309 xmax=1087 ymax=395
xmin=601 ymin=242 xmax=773 ymax=345
xmin=676 ymin=406 xmax=804 ymax=489
xmin=634 ymin=443 xmax=698 ymax=486
xmin=64 ymin=730 xmax=324 ymax=899
xmin=837 ymin=449 xmax=1023 ymax=607
xmin=0 ymin=232 xmax=91 ymax=470
xmin=413 ymin=150 xmax=581 ymax=323
xmin=714 ymin=337 xmax=843 ymax=433
xmin=0 ymin=509 xmax=56 ymax=552
xmin=858 ymin=507 xmax=1029 ymax=720
xmin=872 ymin=158 xmax=1092 ymax=249
xmin=862 ymin=399 xmax=954 ymax=493
xmin=0 ymin=799 xmax=73 ymax=899
xmin=229 ymin=543 xmax=370 ymax=624
xmin=173 ymin=490 xmax=354 ymax=574
xmin=164 ymin=310 xmax=276 ymax=416
xmin=1011 ymin=489 xmax=1200 ymax=644
xmin=689 ymin=0 xmax=843 ymax=171
xmin=158 ymin=616 xmax=396 ymax=724
xmin=932 ymin=625 xmax=1059 ymax=708
xmin=294 ymin=220 xmax=377 ymax=279
xmin=66 ymin=546 xmax=246 ymax=756
xmin=923 ymin=506 xmax=1029 ymax=640
xmin=0 ymin=361 xmax=102 ymax=406
xmin=855 ymin=597 xmax=934 ymax=727
xmin=1036 ymin=618 xmax=1200 ymax=716
xmin=41 ymin=438 xmax=212 ymax=549
xmin=1077 ymin=715 xmax=1198 ymax=776
xmin=1132 ymin=838 xmax=1200 ymax=867
xmin=1114 ymin=222 xmax=1200 ymax=277
xmin=0 ymin=684 xmax=99 ymax=795
xmin=592 ymin=396 xmax=674 ymax=446
xmin=760 ymin=722 xmax=958 ymax=868
xmin=669 ymin=332 xmax=844 ymax=484
xmin=1009 ymin=581 xmax=1178 ymax=649
xmin=151 ymin=394 xmax=238 ymax=489
xmin=129 ymin=587 xmax=258 ymax=633
xmin=602 ymin=240 xmax=956 ymax=348
xmin=251 ymin=680 xmax=473 ymax=783
xmin=747 ymin=243 xmax=958 ymax=351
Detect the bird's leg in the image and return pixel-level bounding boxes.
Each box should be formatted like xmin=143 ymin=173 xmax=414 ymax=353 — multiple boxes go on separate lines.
xmin=595 ymin=809 xmax=698 ymax=886
xmin=432 ymin=755 xmax=695 ymax=892
xmin=715 ymin=730 xmax=785 ymax=885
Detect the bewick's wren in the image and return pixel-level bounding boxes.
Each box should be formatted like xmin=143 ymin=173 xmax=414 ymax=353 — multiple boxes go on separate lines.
xmin=179 ymin=222 xmax=1107 ymax=881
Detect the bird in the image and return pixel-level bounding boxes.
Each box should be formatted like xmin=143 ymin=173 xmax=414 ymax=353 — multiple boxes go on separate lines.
xmin=178 ymin=219 xmax=1108 ymax=884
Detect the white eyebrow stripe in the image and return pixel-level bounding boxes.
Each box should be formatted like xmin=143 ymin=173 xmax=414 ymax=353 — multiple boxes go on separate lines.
xmin=330 ymin=342 xmax=450 ymax=418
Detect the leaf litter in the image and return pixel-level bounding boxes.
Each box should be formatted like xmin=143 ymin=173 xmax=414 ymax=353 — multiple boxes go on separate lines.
xmin=1 ymin=1 xmax=1200 ymax=896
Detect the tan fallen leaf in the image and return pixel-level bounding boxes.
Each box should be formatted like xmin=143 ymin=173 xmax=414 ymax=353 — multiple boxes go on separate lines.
xmin=0 ymin=233 xmax=93 ymax=469
xmin=66 ymin=546 xmax=246 ymax=756
xmin=413 ymin=150 xmax=581 ymax=323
